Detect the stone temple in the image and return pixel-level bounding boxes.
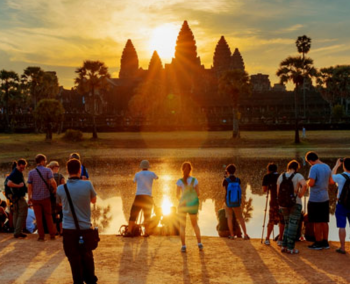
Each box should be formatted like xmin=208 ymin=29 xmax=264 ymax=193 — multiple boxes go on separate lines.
xmin=58 ymin=21 xmax=329 ymax=131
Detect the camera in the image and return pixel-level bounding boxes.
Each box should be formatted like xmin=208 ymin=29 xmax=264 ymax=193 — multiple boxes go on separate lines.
xmin=340 ymin=158 xmax=344 ymax=163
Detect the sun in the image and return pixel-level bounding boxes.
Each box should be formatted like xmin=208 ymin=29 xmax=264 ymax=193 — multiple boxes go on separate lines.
xmin=161 ymin=195 xmax=173 ymax=216
xmin=148 ymin=24 xmax=179 ymax=61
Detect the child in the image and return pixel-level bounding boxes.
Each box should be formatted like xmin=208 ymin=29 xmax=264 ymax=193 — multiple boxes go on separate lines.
xmin=176 ymin=161 xmax=203 ymax=252
xmin=124 ymin=160 xmax=158 ymax=237
xmin=223 ymin=164 xmax=250 ymax=240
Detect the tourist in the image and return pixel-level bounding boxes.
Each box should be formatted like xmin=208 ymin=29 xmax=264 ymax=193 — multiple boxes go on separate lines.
xmin=124 ymin=160 xmax=158 ymax=237
xmin=278 ymin=160 xmax=307 ymax=254
xmin=69 ymin=153 xmax=89 ymax=180
xmin=262 ymin=162 xmax=284 ymax=245
xmin=47 ymin=161 xmax=65 ymax=235
xmin=56 ymin=158 xmax=98 ymax=283
xmin=0 ymin=199 xmax=8 ymax=231
xmin=223 ymin=164 xmax=250 ymax=240
xmin=177 ymin=161 xmax=203 ymax=252
xmin=7 ymin=159 xmax=28 ymax=239
xmin=27 ymin=154 xmax=57 ymax=241
xmin=305 ymin=151 xmax=332 ymax=250
xmin=330 ymin=158 xmax=350 ymax=254
xmin=26 ymin=203 xmax=37 ymax=233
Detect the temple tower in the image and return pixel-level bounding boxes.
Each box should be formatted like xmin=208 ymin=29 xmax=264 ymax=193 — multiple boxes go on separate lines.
xmin=231 ymin=48 xmax=245 ymax=71
xmin=213 ymin=36 xmax=232 ymax=78
xmin=148 ymin=51 xmax=163 ymax=72
xmin=119 ymin=39 xmax=139 ymax=78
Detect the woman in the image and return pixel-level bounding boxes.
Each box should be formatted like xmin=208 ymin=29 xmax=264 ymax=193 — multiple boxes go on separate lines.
xmin=277 ymin=160 xmax=307 ymax=254
xmin=176 ymin=161 xmax=203 ymax=252
xmin=47 ymin=161 xmax=65 ymax=235
xmin=223 ymin=164 xmax=250 ymax=240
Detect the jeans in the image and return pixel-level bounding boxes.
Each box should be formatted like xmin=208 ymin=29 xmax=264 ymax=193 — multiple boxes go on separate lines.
xmin=280 ymin=203 xmax=302 ymax=250
xmin=32 ymin=198 xmax=56 ymax=239
xmin=13 ymin=197 xmax=28 ymax=236
xmin=63 ymin=229 xmax=98 ymax=284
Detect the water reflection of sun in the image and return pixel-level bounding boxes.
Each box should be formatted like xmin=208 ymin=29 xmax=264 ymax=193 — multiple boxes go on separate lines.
xmin=148 ymin=24 xmax=178 ymax=60
xmin=161 ymin=195 xmax=173 ymax=216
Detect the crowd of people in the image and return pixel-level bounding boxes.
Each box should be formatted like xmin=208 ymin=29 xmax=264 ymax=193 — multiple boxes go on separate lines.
xmin=1 ymin=150 xmax=350 ymax=283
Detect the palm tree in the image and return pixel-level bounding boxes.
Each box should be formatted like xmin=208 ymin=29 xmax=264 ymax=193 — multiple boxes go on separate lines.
xmin=0 ymin=70 xmax=21 ymax=132
xmin=22 ymin=67 xmax=45 ymax=108
xmin=277 ymin=56 xmax=317 ymax=143
xmin=219 ymin=69 xmax=251 ymax=138
xmin=75 ymin=60 xmax=110 ymax=139
xmin=296 ymin=35 xmax=312 ymax=117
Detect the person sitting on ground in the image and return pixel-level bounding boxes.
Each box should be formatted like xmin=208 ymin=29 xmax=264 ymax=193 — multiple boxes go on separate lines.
xmin=0 ymin=200 xmax=8 ymax=231
xmin=162 ymin=206 xmax=180 ymax=236
xmin=69 ymin=153 xmax=89 ymax=180
xmin=147 ymin=206 xmax=162 ymax=235
xmin=222 ymin=164 xmax=250 ymax=240
xmin=25 ymin=203 xmax=37 ymax=234
xmin=124 ymin=160 xmax=158 ymax=237
xmin=262 ymin=162 xmax=285 ymax=246
xmin=277 ymin=160 xmax=307 ymax=254
xmin=305 ymin=151 xmax=332 ymax=250
xmin=47 ymin=161 xmax=65 ymax=235
xmin=7 ymin=159 xmax=28 ymax=239
xmin=176 ymin=161 xmax=203 ymax=252
xmin=330 ymin=157 xmax=350 ymax=254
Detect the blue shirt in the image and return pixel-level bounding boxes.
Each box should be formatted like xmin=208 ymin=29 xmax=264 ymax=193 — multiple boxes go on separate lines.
xmin=308 ymin=163 xmax=331 ymax=202
xmin=56 ymin=178 xmax=97 ymax=230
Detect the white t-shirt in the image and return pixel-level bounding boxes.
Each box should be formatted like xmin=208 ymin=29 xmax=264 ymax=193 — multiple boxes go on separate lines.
xmin=26 ymin=208 xmax=36 ymax=233
xmin=133 ymin=170 xmax=158 ymax=196
xmin=176 ymin=176 xmax=199 ymax=193
xmin=277 ymin=172 xmax=305 ymax=206
xmin=332 ymin=172 xmax=350 ymax=199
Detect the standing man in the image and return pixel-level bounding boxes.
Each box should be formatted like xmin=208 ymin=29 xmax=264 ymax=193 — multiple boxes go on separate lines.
xmin=7 ymin=159 xmax=28 ymax=239
xmin=262 ymin=163 xmax=284 ymax=246
xmin=305 ymin=151 xmax=332 ymax=250
xmin=330 ymin=158 xmax=350 ymax=254
xmin=27 ymin=154 xmax=57 ymax=241
xmin=56 ymin=158 xmax=98 ymax=283
xmin=69 ymin=153 xmax=89 ymax=180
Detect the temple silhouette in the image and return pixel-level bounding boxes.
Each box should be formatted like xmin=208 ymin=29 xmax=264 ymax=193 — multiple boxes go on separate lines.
xmin=56 ymin=20 xmax=329 ymax=131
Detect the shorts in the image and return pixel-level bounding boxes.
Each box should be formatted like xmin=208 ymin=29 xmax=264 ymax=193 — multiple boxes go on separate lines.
xmin=129 ymin=195 xmax=154 ymax=222
xmin=178 ymin=203 xmax=199 ymax=215
xmin=335 ymin=203 xmax=350 ymax=228
xmin=307 ymin=200 xmax=329 ymax=223
xmin=268 ymin=203 xmax=285 ymax=225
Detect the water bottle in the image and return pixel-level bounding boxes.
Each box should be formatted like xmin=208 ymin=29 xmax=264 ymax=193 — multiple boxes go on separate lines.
xmin=79 ymin=236 xmax=84 ymax=245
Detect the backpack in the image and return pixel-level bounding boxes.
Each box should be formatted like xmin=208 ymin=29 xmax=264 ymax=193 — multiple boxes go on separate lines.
xmin=179 ymin=178 xmax=199 ymax=208
xmin=225 ymin=177 xmax=241 ymax=208
xmin=339 ymin=174 xmax=350 ymax=209
xmin=278 ymin=173 xmax=296 ymax=207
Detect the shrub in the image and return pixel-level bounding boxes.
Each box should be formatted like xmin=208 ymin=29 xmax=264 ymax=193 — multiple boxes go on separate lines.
xmin=63 ymin=129 xmax=83 ymax=141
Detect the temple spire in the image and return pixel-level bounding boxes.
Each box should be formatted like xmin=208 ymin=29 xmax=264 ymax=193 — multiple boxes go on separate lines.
xmin=213 ymin=36 xmax=232 ymax=77
xmin=231 ymin=48 xmax=245 ymax=71
xmin=119 ymin=39 xmax=139 ymax=78
xmin=148 ymin=51 xmax=163 ymax=71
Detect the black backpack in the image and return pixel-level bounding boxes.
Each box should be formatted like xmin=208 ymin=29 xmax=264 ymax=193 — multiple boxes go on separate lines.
xmin=339 ymin=174 xmax=350 ymax=209
xmin=278 ymin=173 xmax=296 ymax=207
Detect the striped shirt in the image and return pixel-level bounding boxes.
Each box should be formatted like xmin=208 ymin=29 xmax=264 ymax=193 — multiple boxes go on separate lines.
xmin=27 ymin=166 xmax=53 ymax=200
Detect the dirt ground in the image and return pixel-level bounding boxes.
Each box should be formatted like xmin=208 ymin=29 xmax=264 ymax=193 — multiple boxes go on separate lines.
xmin=1 ymin=234 xmax=349 ymax=284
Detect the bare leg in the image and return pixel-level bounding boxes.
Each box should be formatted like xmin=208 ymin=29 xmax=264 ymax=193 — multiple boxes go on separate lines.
xmin=226 ymin=207 xmax=234 ymax=237
xmin=266 ymin=223 xmax=273 ymax=240
xmin=339 ymin=228 xmax=346 ymax=251
xmin=233 ymin=207 xmax=249 ymax=237
xmin=127 ymin=221 xmax=135 ymax=233
xmin=179 ymin=214 xmax=186 ymax=246
xmin=321 ymin=222 xmax=329 ymax=241
xmin=189 ymin=214 xmax=201 ymax=244
xmin=279 ymin=223 xmax=285 ymax=241
xmin=314 ymin=223 xmax=322 ymax=242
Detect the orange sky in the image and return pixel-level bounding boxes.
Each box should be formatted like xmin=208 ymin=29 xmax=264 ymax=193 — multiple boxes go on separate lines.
xmin=0 ymin=0 xmax=349 ymax=89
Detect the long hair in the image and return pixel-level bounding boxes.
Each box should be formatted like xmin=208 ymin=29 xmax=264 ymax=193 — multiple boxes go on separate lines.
xmin=181 ymin=161 xmax=192 ymax=185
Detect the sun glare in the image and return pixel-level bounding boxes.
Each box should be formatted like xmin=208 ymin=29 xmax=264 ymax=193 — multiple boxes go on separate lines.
xmin=148 ymin=24 xmax=178 ymax=61
xmin=161 ymin=196 xmax=173 ymax=216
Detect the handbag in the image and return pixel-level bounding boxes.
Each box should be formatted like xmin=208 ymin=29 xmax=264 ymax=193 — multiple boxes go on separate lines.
xmin=63 ymin=184 xmax=100 ymax=250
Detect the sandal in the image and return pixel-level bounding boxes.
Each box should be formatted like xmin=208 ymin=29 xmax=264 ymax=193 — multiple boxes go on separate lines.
xmin=244 ymin=235 xmax=250 ymax=240
xmin=281 ymin=247 xmax=287 ymax=253
xmin=228 ymin=235 xmax=235 ymax=240
xmin=287 ymin=248 xmax=299 ymax=254
xmin=336 ymin=248 xmax=346 ymax=255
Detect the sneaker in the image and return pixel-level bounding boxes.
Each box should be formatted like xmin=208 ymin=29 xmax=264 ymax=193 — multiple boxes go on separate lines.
xmin=321 ymin=240 xmax=330 ymax=249
xmin=287 ymin=248 xmax=299 ymax=254
xmin=181 ymin=246 xmax=186 ymax=253
xmin=123 ymin=232 xmax=133 ymax=238
xmin=19 ymin=233 xmax=27 ymax=238
xmin=277 ymin=240 xmax=282 ymax=246
xmin=281 ymin=247 xmax=287 ymax=253
xmin=198 ymin=243 xmax=204 ymax=251
xmin=308 ymin=242 xmax=323 ymax=250
xmin=228 ymin=235 xmax=235 ymax=240
xmin=264 ymin=239 xmax=270 ymax=245
xmin=14 ymin=234 xmax=27 ymax=239
xmin=50 ymin=236 xmax=56 ymax=240
xmin=37 ymin=238 xmax=45 ymax=242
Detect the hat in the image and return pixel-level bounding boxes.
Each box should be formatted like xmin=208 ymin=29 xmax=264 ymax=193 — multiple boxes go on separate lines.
xmin=139 ymin=160 xmax=150 ymax=169
xmin=47 ymin=161 xmax=59 ymax=169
